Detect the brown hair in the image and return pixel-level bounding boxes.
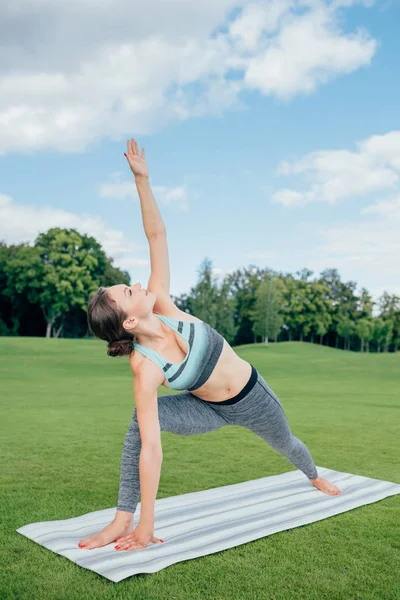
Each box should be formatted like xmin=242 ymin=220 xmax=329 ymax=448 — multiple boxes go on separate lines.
xmin=87 ymin=286 xmax=137 ymax=357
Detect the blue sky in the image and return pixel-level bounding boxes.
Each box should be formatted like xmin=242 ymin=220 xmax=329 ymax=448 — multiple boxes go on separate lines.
xmin=0 ymin=0 xmax=399 ymax=308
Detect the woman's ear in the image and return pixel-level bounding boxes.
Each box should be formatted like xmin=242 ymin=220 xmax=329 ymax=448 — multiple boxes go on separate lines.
xmin=123 ymin=316 xmax=137 ymax=334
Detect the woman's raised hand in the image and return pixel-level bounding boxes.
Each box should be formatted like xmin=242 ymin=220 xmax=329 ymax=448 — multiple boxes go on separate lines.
xmin=124 ymin=138 xmax=149 ymax=179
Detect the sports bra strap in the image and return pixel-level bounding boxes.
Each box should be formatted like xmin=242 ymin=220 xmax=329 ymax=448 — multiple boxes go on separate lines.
xmin=131 ymin=313 xmax=184 ymax=369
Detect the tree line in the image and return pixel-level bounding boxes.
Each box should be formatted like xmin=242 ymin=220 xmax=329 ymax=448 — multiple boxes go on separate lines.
xmin=1 ymin=227 xmax=399 ymax=353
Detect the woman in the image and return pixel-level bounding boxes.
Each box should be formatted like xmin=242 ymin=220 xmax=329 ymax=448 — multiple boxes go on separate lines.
xmin=79 ymin=138 xmax=341 ymax=552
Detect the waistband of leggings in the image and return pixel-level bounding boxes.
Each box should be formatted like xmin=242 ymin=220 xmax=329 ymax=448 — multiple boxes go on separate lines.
xmin=201 ymin=363 xmax=258 ymax=405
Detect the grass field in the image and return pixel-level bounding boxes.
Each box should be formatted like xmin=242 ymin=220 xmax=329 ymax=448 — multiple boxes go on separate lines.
xmin=1 ymin=337 xmax=399 ymax=599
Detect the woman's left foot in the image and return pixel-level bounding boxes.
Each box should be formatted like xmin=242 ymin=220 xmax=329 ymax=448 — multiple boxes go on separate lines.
xmin=310 ymin=476 xmax=342 ymax=495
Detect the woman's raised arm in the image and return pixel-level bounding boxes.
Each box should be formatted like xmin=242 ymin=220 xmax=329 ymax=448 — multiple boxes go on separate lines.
xmin=124 ymin=137 xmax=166 ymax=239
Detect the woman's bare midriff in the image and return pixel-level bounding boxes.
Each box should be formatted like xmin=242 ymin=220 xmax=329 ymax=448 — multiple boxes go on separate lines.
xmin=184 ymin=338 xmax=252 ymax=401
xmin=131 ymin=312 xmax=253 ymax=402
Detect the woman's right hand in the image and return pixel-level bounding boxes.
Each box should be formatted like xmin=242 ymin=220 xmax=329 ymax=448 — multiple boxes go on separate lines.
xmin=124 ymin=137 xmax=149 ymax=179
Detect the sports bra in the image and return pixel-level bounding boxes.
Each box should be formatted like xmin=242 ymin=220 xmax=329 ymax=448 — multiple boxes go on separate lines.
xmin=132 ymin=313 xmax=225 ymax=391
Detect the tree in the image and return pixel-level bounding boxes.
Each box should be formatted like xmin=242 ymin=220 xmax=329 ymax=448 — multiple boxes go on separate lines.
xmin=251 ymin=274 xmax=283 ymax=344
xmin=188 ymin=258 xmax=219 ymax=326
xmin=293 ymin=270 xmax=314 ymax=342
xmin=34 ymin=228 xmax=102 ymax=337
xmin=214 ymin=277 xmax=239 ymax=345
xmin=1 ymin=228 xmax=129 ymax=338
xmin=280 ymin=274 xmax=307 ymax=342
xmin=393 ymin=331 xmax=400 ymax=353
xmin=378 ymin=291 xmax=400 ymax=352
xmin=355 ymin=317 xmax=373 ymax=352
xmin=372 ymin=318 xmax=385 ymax=353
xmin=1 ymin=242 xmax=45 ymax=335
xmin=382 ymin=320 xmax=394 ymax=353
xmin=318 ymin=268 xmax=358 ymax=349
xmin=225 ymin=264 xmax=268 ymax=345
xmin=337 ymin=315 xmax=355 ymax=350
xmin=357 ymin=287 xmax=374 ymax=318
xmin=187 ymin=257 xmax=238 ymax=345
xmin=279 ymin=272 xmax=332 ymax=345
xmin=304 ymin=280 xmax=333 ymax=344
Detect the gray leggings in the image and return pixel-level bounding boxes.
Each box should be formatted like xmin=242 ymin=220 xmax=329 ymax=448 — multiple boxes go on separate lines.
xmin=117 ymin=366 xmax=318 ymax=513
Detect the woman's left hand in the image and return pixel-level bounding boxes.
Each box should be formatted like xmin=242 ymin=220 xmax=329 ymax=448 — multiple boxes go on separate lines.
xmin=124 ymin=137 xmax=149 ymax=179
xmin=114 ymin=522 xmax=164 ymax=551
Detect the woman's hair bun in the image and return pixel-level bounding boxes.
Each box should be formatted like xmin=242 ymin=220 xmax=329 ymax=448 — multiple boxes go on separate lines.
xmin=107 ymin=338 xmax=133 ymax=358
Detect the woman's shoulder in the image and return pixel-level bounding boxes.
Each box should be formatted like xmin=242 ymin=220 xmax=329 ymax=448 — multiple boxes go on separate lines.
xmin=129 ymin=350 xmax=165 ymax=386
xmin=128 ymin=308 xmax=203 ymax=378
xmin=151 ymin=287 xmax=203 ymax=324
xmin=157 ymin=310 xmax=203 ymax=324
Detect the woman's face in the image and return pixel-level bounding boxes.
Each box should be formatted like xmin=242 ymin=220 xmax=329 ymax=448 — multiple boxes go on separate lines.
xmin=108 ymin=283 xmax=155 ymax=321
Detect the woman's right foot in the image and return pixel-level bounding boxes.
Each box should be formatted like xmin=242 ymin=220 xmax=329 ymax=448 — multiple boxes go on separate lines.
xmin=78 ymin=519 xmax=134 ymax=550
xmin=310 ymin=476 xmax=342 ymax=495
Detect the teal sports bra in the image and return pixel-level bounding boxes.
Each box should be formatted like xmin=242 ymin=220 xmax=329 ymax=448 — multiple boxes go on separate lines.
xmin=132 ymin=313 xmax=225 ymax=391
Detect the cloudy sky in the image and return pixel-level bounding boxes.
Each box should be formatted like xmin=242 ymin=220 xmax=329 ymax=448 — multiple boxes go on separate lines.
xmin=0 ymin=0 xmax=399 ymax=306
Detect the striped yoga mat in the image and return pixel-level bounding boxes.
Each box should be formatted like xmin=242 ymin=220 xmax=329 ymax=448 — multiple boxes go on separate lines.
xmin=17 ymin=466 xmax=400 ymax=582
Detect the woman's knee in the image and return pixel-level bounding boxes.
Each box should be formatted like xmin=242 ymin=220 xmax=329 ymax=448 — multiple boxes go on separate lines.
xmin=157 ymin=402 xmax=201 ymax=435
xmin=128 ymin=393 xmax=227 ymax=437
xmin=125 ymin=397 xmax=184 ymax=438
xmin=156 ymin=392 xmax=227 ymax=435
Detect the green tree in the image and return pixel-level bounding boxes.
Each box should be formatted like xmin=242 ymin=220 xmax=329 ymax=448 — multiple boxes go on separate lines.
xmin=293 ymin=270 xmax=314 ymax=342
xmin=2 ymin=228 xmax=129 ymax=338
xmin=393 ymin=331 xmax=400 ymax=353
xmin=372 ymin=318 xmax=385 ymax=353
xmin=251 ymin=274 xmax=283 ymax=344
xmin=214 ymin=277 xmax=239 ymax=345
xmin=280 ymin=274 xmax=307 ymax=342
xmin=318 ymin=268 xmax=358 ymax=348
xmin=188 ymin=257 xmax=219 ymax=326
xmin=1 ymin=242 xmax=44 ymax=335
xmin=280 ymin=275 xmax=295 ymax=341
xmin=187 ymin=257 xmax=238 ymax=344
xmin=304 ymin=280 xmax=333 ymax=344
xmin=225 ymin=264 xmax=268 ymax=344
xmin=382 ymin=320 xmax=394 ymax=353
xmin=34 ymin=228 xmax=101 ymax=337
xmin=378 ymin=291 xmax=400 ymax=352
xmin=337 ymin=315 xmax=355 ymax=350
xmin=357 ymin=287 xmax=374 ymax=318
xmin=355 ymin=317 xmax=373 ymax=352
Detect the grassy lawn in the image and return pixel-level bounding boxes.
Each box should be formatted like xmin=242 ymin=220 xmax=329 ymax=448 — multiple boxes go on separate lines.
xmin=1 ymin=337 xmax=399 ymax=599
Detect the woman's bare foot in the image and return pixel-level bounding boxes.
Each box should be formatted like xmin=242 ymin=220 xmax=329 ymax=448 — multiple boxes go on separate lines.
xmin=78 ymin=519 xmax=135 ymax=550
xmin=310 ymin=476 xmax=342 ymax=495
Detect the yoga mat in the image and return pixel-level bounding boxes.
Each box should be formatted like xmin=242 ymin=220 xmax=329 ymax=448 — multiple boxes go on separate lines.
xmin=17 ymin=466 xmax=400 ymax=582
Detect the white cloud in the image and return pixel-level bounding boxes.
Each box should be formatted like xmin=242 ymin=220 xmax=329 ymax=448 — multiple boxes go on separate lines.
xmin=98 ymin=176 xmax=137 ymax=201
xmin=228 ymin=0 xmax=293 ymax=51
xmin=0 ymin=192 xmax=149 ymax=272
xmin=270 ymin=131 xmax=400 ymax=299
xmin=150 ymin=186 xmax=190 ymax=213
xmin=272 ymin=130 xmax=400 ymax=206
xmin=99 ymin=176 xmax=191 ymax=212
xmin=0 ymin=0 xmax=377 ymax=154
xmin=307 ymin=194 xmax=400 ymax=301
xmin=361 ymin=194 xmax=400 ymax=219
xmin=242 ymin=1 xmax=376 ymax=99
xmin=270 ymin=188 xmax=306 ymax=207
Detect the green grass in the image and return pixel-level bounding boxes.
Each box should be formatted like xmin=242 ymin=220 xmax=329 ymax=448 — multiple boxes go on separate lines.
xmin=1 ymin=337 xmax=399 ymax=599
